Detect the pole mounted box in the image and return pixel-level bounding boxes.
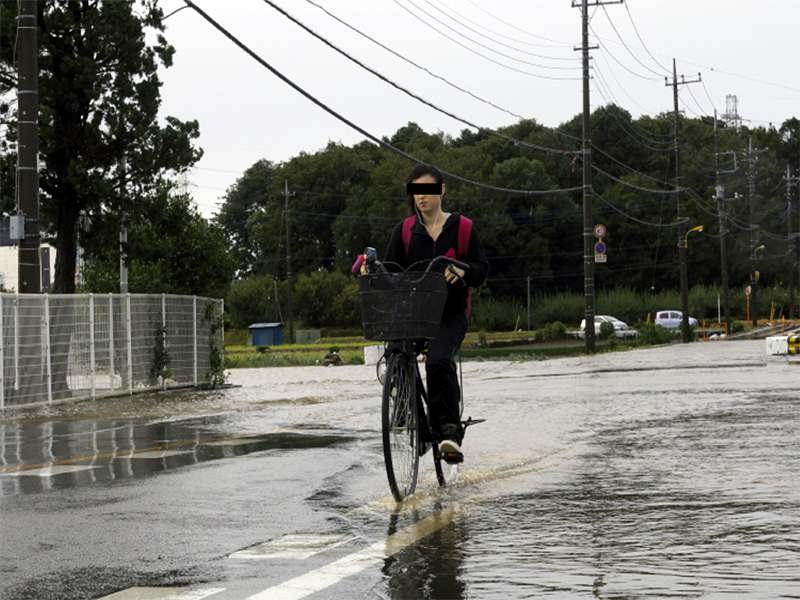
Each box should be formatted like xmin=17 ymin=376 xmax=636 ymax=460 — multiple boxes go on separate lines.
xmin=9 ymin=215 xmax=25 ymax=240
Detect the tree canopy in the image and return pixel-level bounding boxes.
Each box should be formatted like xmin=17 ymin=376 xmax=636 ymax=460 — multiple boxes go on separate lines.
xmin=0 ymin=0 xmax=205 ymax=294
xmin=216 ymin=110 xmax=800 ymax=303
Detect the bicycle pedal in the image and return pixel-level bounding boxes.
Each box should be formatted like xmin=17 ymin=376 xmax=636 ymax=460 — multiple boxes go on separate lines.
xmin=442 ymin=451 xmax=463 ymax=465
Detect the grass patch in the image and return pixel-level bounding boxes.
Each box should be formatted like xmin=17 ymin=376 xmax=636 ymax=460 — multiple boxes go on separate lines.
xmin=225 ymin=350 xmax=364 ymax=368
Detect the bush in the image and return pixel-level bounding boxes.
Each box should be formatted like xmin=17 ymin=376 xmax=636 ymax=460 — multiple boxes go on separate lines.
xmin=635 ymin=321 xmax=674 ymax=346
xmin=226 ymin=276 xmax=285 ymax=330
xmin=599 ymin=320 xmax=616 ymax=340
xmin=731 ymin=320 xmax=745 ymax=334
xmin=294 ymin=270 xmax=361 ymax=329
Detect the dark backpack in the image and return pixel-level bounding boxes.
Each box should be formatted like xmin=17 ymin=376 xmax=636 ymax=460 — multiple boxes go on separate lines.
xmin=401 ymin=215 xmax=473 ymax=317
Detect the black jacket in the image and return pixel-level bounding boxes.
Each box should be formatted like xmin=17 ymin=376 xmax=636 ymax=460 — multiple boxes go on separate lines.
xmin=384 ymin=213 xmax=489 ymax=316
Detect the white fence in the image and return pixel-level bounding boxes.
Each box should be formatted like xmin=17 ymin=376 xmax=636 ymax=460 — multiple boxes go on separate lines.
xmin=0 ymin=293 xmax=224 ymax=409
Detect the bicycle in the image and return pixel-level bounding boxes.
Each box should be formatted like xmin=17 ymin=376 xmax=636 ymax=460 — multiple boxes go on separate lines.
xmin=359 ymin=255 xmax=483 ymax=502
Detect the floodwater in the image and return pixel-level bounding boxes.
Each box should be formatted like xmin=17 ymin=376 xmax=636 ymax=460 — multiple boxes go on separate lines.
xmin=1 ymin=340 xmax=798 ymax=599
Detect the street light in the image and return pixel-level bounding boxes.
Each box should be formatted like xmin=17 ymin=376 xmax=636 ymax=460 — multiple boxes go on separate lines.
xmin=685 ymin=225 xmax=704 ymax=247
xmin=754 ymin=244 xmax=765 ymax=257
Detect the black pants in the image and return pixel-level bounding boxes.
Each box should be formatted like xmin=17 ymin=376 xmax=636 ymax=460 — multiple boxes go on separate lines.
xmin=426 ymin=310 xmax=468 ymax=444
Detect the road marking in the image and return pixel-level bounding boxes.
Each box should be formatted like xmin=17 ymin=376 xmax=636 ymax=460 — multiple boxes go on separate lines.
xmin=98 ymin=586 xmax=225 ymax=599
xmin=244 ymin=503 xmax=463 ymax=600
xmin=230 ymin=534 xmax=356 ymax=560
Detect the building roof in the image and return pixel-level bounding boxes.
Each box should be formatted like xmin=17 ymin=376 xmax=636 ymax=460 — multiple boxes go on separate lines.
xmin=248 ymin=322 xmax=284 ymax=329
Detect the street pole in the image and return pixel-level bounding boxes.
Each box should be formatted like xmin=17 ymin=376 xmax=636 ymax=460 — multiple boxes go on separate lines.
xmin=527 ymin=276 xmax=531 ymax=331
xmin=572 ymin=0 xmax=621 ymax=353
xmin=667 ymin=60 xmax=700 ymax=343
xmin=579 ymin=0 xmax=595 ymax=354
xmin=284 ymin=181 xmax=295 ymax=344
xmin=119 ymin=157 xmax=129 ymax=294
xmin=714 ymin=112 xmax=732 ymax=335
xmin=788 ymin=165 xmax=794 ymax=319
xmin=17 ymin=0 xmax=41 ymax=293
xmin=748 ymin=136 xmax=757 ymax=329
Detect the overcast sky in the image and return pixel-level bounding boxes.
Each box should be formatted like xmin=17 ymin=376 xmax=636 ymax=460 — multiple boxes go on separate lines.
xmin=155 ymin=0 xmax=800 ymax=219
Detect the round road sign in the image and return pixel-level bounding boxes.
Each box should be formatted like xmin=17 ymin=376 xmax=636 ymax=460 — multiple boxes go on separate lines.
xmin=594 ymin=224 xmax=606 ymax=238
xmin=595 ymin=241 xmax=606 ymax=254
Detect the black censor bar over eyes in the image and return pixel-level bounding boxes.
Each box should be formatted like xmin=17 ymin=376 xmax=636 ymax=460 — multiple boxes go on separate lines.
xmin=407 ymin=182 xmax=443 ymax=195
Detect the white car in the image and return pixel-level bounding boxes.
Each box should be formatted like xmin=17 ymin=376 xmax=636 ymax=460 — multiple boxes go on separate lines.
xmin=579 ymin=315 xmax=633 ymax=338
xmin=655 ymin=310 xmax=698 ymax=329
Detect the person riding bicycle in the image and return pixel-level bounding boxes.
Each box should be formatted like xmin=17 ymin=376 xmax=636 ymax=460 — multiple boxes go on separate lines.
xmin=382 ymin=163 xmax=489 ymax=461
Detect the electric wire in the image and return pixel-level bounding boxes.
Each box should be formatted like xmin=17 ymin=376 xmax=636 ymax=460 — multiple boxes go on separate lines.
xmin=262 ymin=0 xmax=577 ymax=156
xmin=599 ymin=4 xmax=667 ymax=79
xmin=623 ymin=1 xmax=670 ymax=75
xmin=593 ymin=191 xmax=688 ymax=228
xmin=418 ymin=0 xmax=576 ymax=61
xmin=388 ymin=0 xmax=581 ymax=80
xmin=303 ymin=0 xmax=527 ymax=122
xmin=180 ymin=0 xmax=583 ymax=197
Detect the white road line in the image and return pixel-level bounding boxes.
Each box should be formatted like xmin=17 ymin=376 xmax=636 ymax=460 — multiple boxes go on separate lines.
xmin=230 ymin=534 xmax=356 ymax=560
xmin=245 ymin=503 xmax=463 ymax=600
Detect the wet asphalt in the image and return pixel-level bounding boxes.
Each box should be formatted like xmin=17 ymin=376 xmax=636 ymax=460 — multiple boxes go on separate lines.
xmin=0 ymin=340 xmax=798 ymax=599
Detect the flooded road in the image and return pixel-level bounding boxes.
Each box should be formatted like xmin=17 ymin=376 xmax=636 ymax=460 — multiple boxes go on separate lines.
xmin=1 ymin=340 xmax=798 ymax=599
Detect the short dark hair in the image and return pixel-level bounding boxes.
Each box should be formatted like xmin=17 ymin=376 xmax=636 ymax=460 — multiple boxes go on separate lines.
xmin=404 ymin=163 xmax=444 ymax=216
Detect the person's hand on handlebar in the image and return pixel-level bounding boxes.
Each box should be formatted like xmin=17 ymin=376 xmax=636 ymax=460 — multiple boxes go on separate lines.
xmin=444 ymin=263 xmax=466 ymax=285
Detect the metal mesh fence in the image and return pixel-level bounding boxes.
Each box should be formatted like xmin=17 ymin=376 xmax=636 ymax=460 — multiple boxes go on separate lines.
xmin=0 ymin=294 xmax=224 ymax=409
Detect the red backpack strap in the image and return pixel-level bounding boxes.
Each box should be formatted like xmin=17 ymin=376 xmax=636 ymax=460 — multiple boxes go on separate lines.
xmin=457 ymin=216 xmax=474 ymax=318
xmin=458 ymin=216 xmax=472 ymax=259
xmin=402 ymin=215 xmax=416 ymax=257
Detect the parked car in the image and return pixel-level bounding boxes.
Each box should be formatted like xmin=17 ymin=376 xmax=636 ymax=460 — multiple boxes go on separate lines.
xmin=655 ymin=310 xmax=698 ymax=329
xmin=579 ymin=315 xmax=637 ymax=339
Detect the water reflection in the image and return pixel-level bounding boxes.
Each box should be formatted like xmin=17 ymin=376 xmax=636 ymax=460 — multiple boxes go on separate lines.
xmin=382 ymin=506 xmax=468 ymax=600
xmin=0 ymin=417 xmax=353 ymax=496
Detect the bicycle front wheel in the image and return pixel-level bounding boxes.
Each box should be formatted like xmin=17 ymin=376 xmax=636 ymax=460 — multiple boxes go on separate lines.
xmin=382 ymin=353 xmax=419 ymax=501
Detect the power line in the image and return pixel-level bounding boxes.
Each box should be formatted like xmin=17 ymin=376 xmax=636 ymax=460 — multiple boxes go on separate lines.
xmin=303 ymin=0 xmax=527 ymax=122
xmin=261 ymin=0 xmax=577 ymax=156
xmin=388 ymin=0 xmax=581 ymax=80
xmin=180 ymin=0 xmax=584 ymax=197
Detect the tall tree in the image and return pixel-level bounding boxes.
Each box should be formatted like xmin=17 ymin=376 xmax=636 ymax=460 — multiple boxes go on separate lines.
xmin=0 ymin=0 xmax=201 ymax=293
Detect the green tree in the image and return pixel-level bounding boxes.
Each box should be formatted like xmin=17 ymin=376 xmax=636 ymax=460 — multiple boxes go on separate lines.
xmin=226 ymin=275 xmax=286 ymax=330
xmin=0 ymin=0 xmax=201 ymax=293
xmin=214 ymin=159 xmax=277 ymax=276
xmin=81 ymin=186 xmax=235 ymax=298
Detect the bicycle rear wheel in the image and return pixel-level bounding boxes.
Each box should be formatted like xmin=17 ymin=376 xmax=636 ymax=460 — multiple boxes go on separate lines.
xmin=382 ymin=353 xmax=419 ymax=501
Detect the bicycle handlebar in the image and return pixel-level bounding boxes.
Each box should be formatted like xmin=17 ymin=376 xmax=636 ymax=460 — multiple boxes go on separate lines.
xmin=365 ymin=254 xmax=468 ymax=277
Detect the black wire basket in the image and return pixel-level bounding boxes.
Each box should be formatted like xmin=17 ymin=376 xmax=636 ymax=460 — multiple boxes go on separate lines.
xmin=359 ymin=270 xmax=448 ymax=341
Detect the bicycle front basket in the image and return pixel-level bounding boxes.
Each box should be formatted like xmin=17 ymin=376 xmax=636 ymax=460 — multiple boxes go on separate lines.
xmin=359 ymin=270 xmax=448 ymax=341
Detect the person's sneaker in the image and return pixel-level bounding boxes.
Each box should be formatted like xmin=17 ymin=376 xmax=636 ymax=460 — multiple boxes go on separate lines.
xmin=439 ymin=438 xmax=463 ymax=464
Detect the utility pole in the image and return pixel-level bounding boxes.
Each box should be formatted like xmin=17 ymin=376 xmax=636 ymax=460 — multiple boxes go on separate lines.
xmin=572 ymin=0 xmax=621 ymax=353
xmin=666 ymin=59 xmax=701 ymax=343
xmin=119 ymin=157 xmax=129 ymax=294
xmin=788 ymin=165 xmax=795 ymax=319
xmin=17 ymin=0 xmax=41 ymax=293
xmin=745 ymin=137 xmax=768 ymax=328
xmin=714 ymin=112 xmax=732 ymax=335
xmin=284 ymin=181 xmax=295 ymax=344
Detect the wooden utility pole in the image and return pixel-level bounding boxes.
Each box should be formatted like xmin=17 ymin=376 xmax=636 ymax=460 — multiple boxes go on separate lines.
xmin=284 ymin=181 xmax=295 ymax=344
xmin=17 ymin=0 xmax=41 ymax=293
xmin=573 ymin=0 xmax=621 ymax=353
xmin=666 ymin=59 xmax=700 ymax=343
